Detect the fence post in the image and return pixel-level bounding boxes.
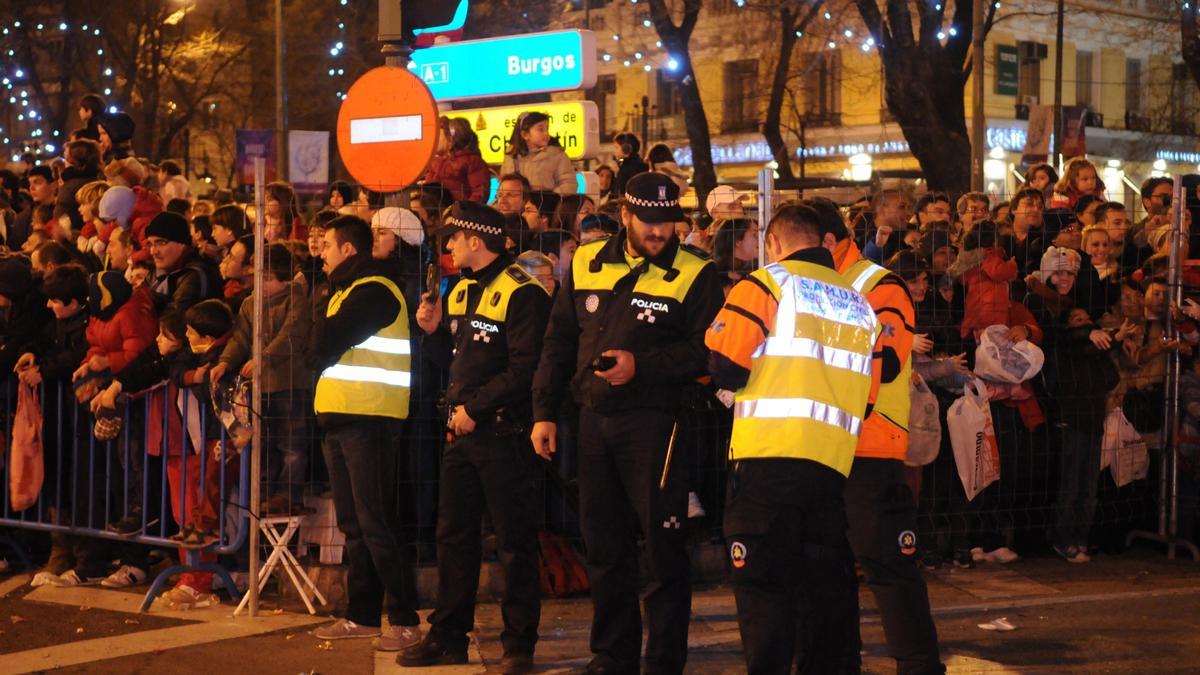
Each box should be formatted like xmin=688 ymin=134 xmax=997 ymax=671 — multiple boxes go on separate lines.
xmin=248 ymin=157 xmax=267 ymax=615
xmin=757 ymin=168 xmax=774 ymax=267
xmin=1126 ymin=174 xmax=1200 ymax=560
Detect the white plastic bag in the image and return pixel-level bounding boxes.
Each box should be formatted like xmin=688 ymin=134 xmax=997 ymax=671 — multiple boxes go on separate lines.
xmin=905 ymin=375 xmax=942 ymax=467
xmin=974 ymin=325 xmax=1045 ymax=384
xmin=1101 ymin=406 xmax=1149 ymax=487
xmin=947 ymin=379 xmax=1001 ymax=501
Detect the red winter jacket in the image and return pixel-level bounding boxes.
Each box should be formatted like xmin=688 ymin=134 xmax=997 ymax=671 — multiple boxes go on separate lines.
xmin=84 ymin=286 xmax=158 ymax=374
xmin=423 ymin=149 xmax=491 ymax=203
xmin=953 ymin=247 xmax=1019 ymax=337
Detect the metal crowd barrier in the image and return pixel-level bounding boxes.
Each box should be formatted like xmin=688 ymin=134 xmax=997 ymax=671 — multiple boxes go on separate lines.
xmin=0 ymin=379 xmax=250 ymax=611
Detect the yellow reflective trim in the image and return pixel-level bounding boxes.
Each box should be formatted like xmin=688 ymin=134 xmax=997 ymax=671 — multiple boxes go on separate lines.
xmin=321 ymin=364 xmax=412 ymax=388
xmin=358 ymin=336 xmax=411 ymax=355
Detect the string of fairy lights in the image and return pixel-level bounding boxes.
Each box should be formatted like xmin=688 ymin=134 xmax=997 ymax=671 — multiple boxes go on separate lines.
xmin=0 ymin=18 xmax=118 ymax=158
xmin=590 ymin=0 xmax=1003 ymax=72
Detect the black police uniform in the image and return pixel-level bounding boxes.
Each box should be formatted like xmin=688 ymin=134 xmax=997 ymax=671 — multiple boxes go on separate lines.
xmin=422 ymin=251 xmax=551 ymax=658
xmin=533 ymin=174 xmax=724 ymax=674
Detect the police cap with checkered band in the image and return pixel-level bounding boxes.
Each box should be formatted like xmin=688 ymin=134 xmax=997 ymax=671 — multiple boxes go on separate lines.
xmin=434 ymin=201 xmax=509 ymax=248
xmin=622 ymin=171 xmax=685 ymax=224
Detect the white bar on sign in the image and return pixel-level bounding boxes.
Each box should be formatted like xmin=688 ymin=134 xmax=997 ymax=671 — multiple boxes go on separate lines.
xmin=349 ymin=115 xmax=423 ymax=144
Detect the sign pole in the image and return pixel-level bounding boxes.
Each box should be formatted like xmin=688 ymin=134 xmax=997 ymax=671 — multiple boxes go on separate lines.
xmin=970 ymin=0 xmax=985 ymax=192
xmin=379 ymin=0 xmax=411 ymax=67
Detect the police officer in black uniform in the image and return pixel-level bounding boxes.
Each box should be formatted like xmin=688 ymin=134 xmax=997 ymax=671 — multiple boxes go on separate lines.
xmin=399 ymin=202 xmax=551 ymax=675
xmin=531 ymin=173 xmax=724 ymax=675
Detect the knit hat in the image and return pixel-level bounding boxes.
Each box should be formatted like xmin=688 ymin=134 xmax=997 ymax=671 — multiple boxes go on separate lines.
xmin=98 ymin=185 xmax=137 ymax=227
xmin=103 ymin=157 xmax=147 ymax=187
xmin=915 ymin=222 xmax=954 ymax=264
xmin=371 ymin=207 xmax=424 ymax=248
xmin=145 ymin=211 xmax=191 ymax=245
xmin=0 ymin=254 xmax=33 ymax=300
xmin=1036 ymin=246 xmax=1082 ymax=282
xmin=1041 ymin=208 xmax=1078 ymax=245
xmin=98 ymin=111 xmax=135 ymax=144
xmin=623 ymin=172 xmax=685 ymax=223
xmin=88 ymin=270 xmax=133 ymax=320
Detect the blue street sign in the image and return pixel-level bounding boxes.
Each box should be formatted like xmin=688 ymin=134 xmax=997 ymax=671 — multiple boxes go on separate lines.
xmin=408 ymin=30 xmax=597 ymax=102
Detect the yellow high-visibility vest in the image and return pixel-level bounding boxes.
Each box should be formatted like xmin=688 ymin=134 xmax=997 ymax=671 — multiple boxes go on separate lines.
xmin=313 ymin=275 xmax=411 ymax=419
xmin=845 ymin=258 xmax=912 ymax=440
xmin=729 ymin=259 xmax=879 ymax=476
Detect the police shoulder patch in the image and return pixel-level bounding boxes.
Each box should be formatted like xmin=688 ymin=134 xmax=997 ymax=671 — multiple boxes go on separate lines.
xmin=506 ymin=266 xmax=531 ymax=283
xmin=680 ymin=243 xmax=712 ymax=260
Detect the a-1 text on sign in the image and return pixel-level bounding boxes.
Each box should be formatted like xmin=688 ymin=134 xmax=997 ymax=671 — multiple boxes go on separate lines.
xmin=336 ymin=66 xmax=439 ymax=192
xmin=407 ymin=30 xmax=597 ymax=102
xmin=442 ymin=101 xmax=599 ymax=165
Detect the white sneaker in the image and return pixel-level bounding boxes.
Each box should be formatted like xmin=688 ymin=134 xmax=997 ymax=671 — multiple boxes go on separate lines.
xmin=31 ymin=571 xmax=59 ymax=587
xmin=52 ymin=570 xmax=100 ymax=587
xmin=987 ymin=547 xmax=1019 ymax=564
xmin=101 ymin=565 xmax=148 ymax=588
xmin=687 ymin=492 xmax=706 ymax=519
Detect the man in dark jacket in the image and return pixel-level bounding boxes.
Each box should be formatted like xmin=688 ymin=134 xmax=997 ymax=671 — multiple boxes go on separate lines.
xmin=144 ymin=211 xmax=221 ymax=319
xmin=531 ymin=173 xmax=724 ymax=674
xmin=9 ymin=165 xmax=57 ymax=251
xmin=310 ymin=215 xmax=422 ymax=653
xmin=0 ymin=255 xmax=51 ymax=376
xmin=400 ymin=203 xmax=550 ymax=672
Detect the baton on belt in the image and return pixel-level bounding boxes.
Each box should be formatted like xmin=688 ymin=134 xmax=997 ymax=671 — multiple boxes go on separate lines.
xmin=659 ymin=420 xmax=679 ymax=491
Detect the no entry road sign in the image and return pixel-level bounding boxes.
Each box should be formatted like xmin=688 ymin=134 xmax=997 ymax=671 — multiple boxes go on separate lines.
xmin=443 ymin=100 xmax=599 ymax=165
xmin=336 ymin=66 xmax=439 ymax=192
xmin=407 ymin=30 xmax=597 ymax=102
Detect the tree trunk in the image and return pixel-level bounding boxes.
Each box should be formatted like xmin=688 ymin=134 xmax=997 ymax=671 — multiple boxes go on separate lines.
xmin=1183 ymin=6 xmax=1200 ymax=89
xmin=648 ymin=0 xmax=716 ymax=207
xmin=763 ymin=7 xmax=800 ymax=183
xmin=881 ymin=56 xmax=972 ymax=193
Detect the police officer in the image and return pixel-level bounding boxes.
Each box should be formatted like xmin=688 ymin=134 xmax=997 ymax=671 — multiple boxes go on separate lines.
xmin=399 ymin=203 xmax=551 ymax=674
xmin=705 ymin=204 xmax=880 ymax=674
xmin=311 ymin=215 xmax=421 ymax=651
xmin=813 ymin=196 xmax=945 ymax=675
xmin=531 ymin=172 xmax=723 ymax=675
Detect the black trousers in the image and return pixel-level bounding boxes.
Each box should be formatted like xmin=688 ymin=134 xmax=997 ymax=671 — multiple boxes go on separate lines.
xmin=845 ymin=457 xmax=944 ymax=675
xmin=323 ymin=419 xmax=420 ymax=628
xmin=577 ymin=407 xmax=690 ymax=674
xmin=725 ymin=458 xmax=861 ymax=675
xmin=429 ymin=426 xmax=541 ymax=654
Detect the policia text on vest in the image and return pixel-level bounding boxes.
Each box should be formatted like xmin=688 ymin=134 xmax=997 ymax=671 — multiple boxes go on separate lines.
xmin=532 ymin=227 xmax=724 ymax=674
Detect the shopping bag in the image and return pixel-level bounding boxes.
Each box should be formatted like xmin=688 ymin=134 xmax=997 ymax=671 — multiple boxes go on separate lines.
xmin=10 ymin=383 xmax=45 ymax=511
xmin=974 ymin=325 xmax=1044 ymax=384
xmin=1101 ymin=406 xmax=1149 ymax=487
xmin=947 ymin=379 xmax=1001 ymax=501
xmin=905 ymin=375 xmax=942 ymax=467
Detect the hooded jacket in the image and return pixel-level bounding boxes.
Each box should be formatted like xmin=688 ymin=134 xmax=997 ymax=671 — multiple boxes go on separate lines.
xmin=423 ymin=148 xmax=491 ymax=203
xmin=949 ymin=246 xmax=1018 ymax=338
xmin=148 ymin=247 xmax=221 ymax=319
xmin=501 ymin=145 xmax=576 ymax=196
xmin=220 ymin=276 xmax=313 ymax=395
xmin=85 ymin=285 xmax=157 ymax=374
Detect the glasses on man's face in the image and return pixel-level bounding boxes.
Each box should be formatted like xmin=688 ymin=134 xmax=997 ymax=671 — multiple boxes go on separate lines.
xmin=497 ymin=189 xmax=523 ymax=200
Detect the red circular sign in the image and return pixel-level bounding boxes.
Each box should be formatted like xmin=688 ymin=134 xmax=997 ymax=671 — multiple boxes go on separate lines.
xmin=336 ymin=66 xmax=440 ymax=192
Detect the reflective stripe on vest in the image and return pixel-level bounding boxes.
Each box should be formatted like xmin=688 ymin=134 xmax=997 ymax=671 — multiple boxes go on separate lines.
xmin=314 ymin=275 xmax=411 ymax=419
xmin=729 ymin=260 xmax=878 ymax=475
xmin=849 ymin=260 xmax=890 ymax=294
xmin=734 ymin=397 xmax=862 ymax=436
xmin=844 ymin=257 xmax=914 ymax=455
